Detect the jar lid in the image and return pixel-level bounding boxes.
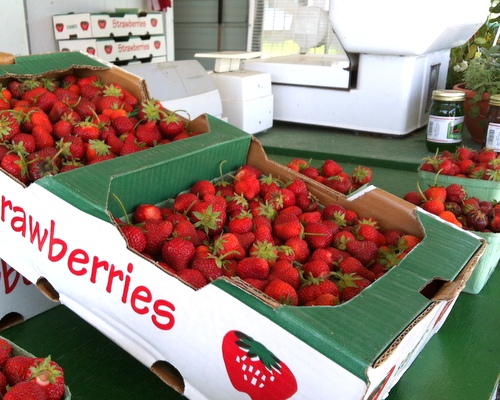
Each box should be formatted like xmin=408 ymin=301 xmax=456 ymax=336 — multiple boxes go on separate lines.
xmin=432 ymin=89 xmax=466 ymax=101
xmin=489 ymin=94 xmax=500 ymax=106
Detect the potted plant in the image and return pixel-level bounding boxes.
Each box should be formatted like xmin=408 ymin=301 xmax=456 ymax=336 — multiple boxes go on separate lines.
xmin=448 ymin=0 xmax=500 ymax=143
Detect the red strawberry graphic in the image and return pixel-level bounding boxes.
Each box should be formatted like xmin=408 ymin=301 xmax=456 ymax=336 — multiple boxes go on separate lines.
xmin=104 ymin=45 xmax=113 ymax=54
xmin=55 ymin=23 xmax=64 ymax=32
xmin=151 ymin=18 xmax=158 ymax=27
xmin=154 ymin=40 xmax=161 ymax=49
xmin=80 ymin=21 xmax=89 ymax=31
xmin=98 ymin=19 xmax=106 ymax=29
xmin=222 ymin=330 xmax=297 ymax=400
xmin=86 ymin=47 xmax=96 ymax=55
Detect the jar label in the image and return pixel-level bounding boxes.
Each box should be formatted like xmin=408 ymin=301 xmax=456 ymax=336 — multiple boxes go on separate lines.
xmin=426 ymin=115 xmax=464 ymax=143
xmin=485 ymin=122 xmax=500 ymax=151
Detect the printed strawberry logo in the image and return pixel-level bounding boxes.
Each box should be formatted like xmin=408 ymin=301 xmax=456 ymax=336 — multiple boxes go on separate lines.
xmin=86 ymin=47 xmax=96 ymax=55
xmin=222 ymin=330 xmax=297 ymax=399
xmin=55 ymin=23 xmax=64 ymax=32
xmin=104 ymin=45 xmax=113 ymax=54
xmin=98 ymin=19 xmax=106 ymax=29
xmin=154 ymin=40 xmax=161 ymax=49
xmin=80 ymin=21 xmax=89 ymax=31
xmin=151 ymin=18 xmax=158 ymax=27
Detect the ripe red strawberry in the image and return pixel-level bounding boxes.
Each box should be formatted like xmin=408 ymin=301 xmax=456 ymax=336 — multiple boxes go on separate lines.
xmin=3 ymin=355 xmax=34 ymax=386
xmin=133 ymin=203 xmax=163 ymax=222
xmin=24 ymin=108 xmax=53 ymax=133
xmin=142 ymin=219 xmax=173 ymax=255
xmin=283 ymin=236 xmax=310 ymax=263
xmin=346 ymin=238 xmax=378 ymax=267
xmin=301 ymin=166 xmax=319 ymax=179
xmin=477 ymin=148 xmax=496 ymax=164
xmin=258 ymin=174 xmax=281 ymax=197
xmin=320 ymin=159 xmax=343 ymax=177
xmin=295 ymin=191 xmax=319 ymax=212
xmin=171 ymin=219 xmax=200 ymax=245
xmin=35 ymin=90 xmax=58 ymax=113
xmin=190 ymin=201 xmax=226 ymax=237
xmin=264 ymin=279 xmax=298 ymax=305
xmin=119 ymin=224 xmax=147 ymax=253
xmin=161 ymin=237 xmax=196 ymax=271
xmin=59 ymin=135 xmax=85 ymax=161
xmin=338 ymin=256 xmax=376 ymax=281
xmin=326 ymin=171 xmax=352 ymax=194
xmin=52 ymin=119 xmax=73 ymax=139
xmin=445 ymin=183 xmax=467 ymax=203
xmin=234 ymin=174 xmax=260 ymax=200
xmin=0 ymin=114 xmax=21 ymax=142
xmin=119 ymin=139 xmax=144 ymax=156
xmin=422 ymin=199 xmax=445 ymax=215
xmin=173 ymin=192 xmax=199 ymax=214
xmin=73 ymin=119 xmax=100 ymax=142
xmin=303 ymin=221 xmax=333 ymax=249
xmin=191 ymin=254 xmax=225 ymax=282
xmin=264 ymin=187 xmax=296 ymax=211
xmin=11 ymin=133 xmax=36 ymax=154
xmin=177 ymin=268 xmax=208 ymax=289
xmin=338 ymin=273 xmax=371 ymax=302
xmin=403 ymin=190 xmax=424 ymax=205
xmin=424 ymin=185 xmax=447 ymax=202
xmin=351 ymin=165 xmax=373 ymax=185
xmin=237 ymin=256 xmax=270 ymax=280
xmin=112 ymin=115 xmax=135 ymax=135
xmin=27 ymin=147 xmax=62 ymax=181
xmin=190 ymin=179 xmax=216 ymax=197
xmin=227 ymin=210 xmax=253 ymax=234
xmin=268 ymin=260 xmax=300 ymax=289
xmin=297 ymin=278 xmax=338 ymax=305
xmin=72 ymin=97 xmax=97 ymax=119
xmin=25 ymin=356 xmax=65 ymax=400
xmin=302 ymin=259 xmax=330 ymax=279
xmin=158 ymin=112 xmax=185 ymax=138
xmin=357 ymin=223 xmax=386 ymax=246
xmin=273 ymin=211 xmax=303 ymax=241
xmin=3 ymin=380 xmax=46 ymax=400
xmin=31 ymin=125 xmax=55 ymax=150
xmin=285 ymin=177 xmax=308 ymax=195
xmin=333 ymin=230 xmax=355 ymax=250
xmin=1 ymin=153 xmax=29 ymax=184
xmin=136 ymin=120 xmax=162 ymax=146
xmin=0 ymin=370 xmax=7 ymax=396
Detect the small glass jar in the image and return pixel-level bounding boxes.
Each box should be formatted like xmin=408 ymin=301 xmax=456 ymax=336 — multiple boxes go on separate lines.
xmin=426 ymin=90 xmax=465 ymax=153
xmin=482 ymin=94 xmax=500 ymax=151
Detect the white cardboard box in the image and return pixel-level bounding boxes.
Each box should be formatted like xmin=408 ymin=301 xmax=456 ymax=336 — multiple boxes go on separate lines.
xmin=221 ymin=94 xmax=274 ymax=134
xmin=209 ymin=70 xmax=272 ymax=101
xmin=53 ymin=12 xmax=164 ymax=40
xmin=58 ymin=35 xmax=167 ymax=63
xmin=0 ymin=258 xmax=58 ymax=331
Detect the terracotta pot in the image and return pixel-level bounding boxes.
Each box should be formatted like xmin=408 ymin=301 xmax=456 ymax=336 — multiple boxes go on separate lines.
xmin=453 ymin=83 xmax=490 ymax=144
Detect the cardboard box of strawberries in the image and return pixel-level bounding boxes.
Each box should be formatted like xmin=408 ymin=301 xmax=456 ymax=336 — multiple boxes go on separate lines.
xmin=0 ymin=336 xmax=70 ymax=399
xmin=0 ymin=101 xmax=484 ymax=400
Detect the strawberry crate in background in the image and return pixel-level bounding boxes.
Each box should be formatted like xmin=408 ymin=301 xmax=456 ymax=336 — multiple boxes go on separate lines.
xmin=404 ymin=181 xmax=499 ymax=294
xmin=0 ymin=336 xmax=71 ymax=399
xmin=0 ymin=51 xmax=218 ymax=188
xmin=418 ymin=147 xmax=500 ymax=202
xmin=0 ymin=259 xmax=58 ymax=332
xmin=0 ymin=129 xmax=483 ymax=399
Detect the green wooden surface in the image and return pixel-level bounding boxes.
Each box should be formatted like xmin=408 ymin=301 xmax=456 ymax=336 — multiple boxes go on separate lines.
xmin=1 ymin=122 xmax=498 ymax=399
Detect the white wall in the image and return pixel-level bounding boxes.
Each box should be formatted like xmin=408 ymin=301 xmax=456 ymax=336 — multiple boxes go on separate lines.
xmin=25 ymin=0 xmax=150 ymax=54
xmin=0 ymin=0 xmax=30 ymax=56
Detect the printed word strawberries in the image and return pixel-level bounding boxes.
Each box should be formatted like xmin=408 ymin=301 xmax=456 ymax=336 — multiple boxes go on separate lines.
xmin=114 ymin=164 xmax=422 ymax=307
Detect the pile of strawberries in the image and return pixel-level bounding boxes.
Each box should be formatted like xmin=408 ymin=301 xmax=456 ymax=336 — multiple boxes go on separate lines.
xmin=115 ymin=165 xmax=421 ymax=307
xmin=0 ymin=73 xmax=201 ymax=185
xmin=0 ymin=338 xmax=65 ymax=400
xmin=419 ymin=146 xmax=499 ymax=180
xmin=403 ymin=182 xmax=500 ymax=232
xmin=285 ymin=158 xmax=373 ymax=194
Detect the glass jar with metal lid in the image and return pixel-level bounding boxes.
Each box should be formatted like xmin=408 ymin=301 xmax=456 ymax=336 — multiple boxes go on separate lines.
xmin=483 ymin=94 xmax=500 ymax=151
xmin=426 ymin=89 xmax=465 ymax=153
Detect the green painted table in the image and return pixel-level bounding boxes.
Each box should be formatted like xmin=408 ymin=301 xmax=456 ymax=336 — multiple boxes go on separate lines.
xmin=1 ymin=122 xmax=498 ymax=399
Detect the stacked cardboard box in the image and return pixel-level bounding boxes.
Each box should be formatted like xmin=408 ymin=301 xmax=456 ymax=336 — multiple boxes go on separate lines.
xmin=0 ymin=52 xmax=485 ymax=399
xmin=53 ymin=11 xmax=169 ymax=64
